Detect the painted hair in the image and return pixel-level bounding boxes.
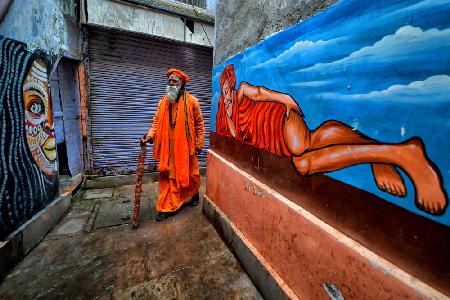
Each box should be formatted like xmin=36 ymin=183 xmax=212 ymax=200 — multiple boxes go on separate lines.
xmin=220 ymin=64 xmax=236 ymax=89
xmin=216 ymin=64 xmax=239 ymax=137
xmin=0 ymin=37 xmax=58 ymax=239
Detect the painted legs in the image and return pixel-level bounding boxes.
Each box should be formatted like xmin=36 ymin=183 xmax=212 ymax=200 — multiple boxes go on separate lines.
xmin=282 ymin=110 xmax=447 ymax=215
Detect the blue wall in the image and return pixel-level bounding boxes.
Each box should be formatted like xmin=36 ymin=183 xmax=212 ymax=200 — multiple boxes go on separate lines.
xmin=212 ymin=0 xmax=450 ymax=226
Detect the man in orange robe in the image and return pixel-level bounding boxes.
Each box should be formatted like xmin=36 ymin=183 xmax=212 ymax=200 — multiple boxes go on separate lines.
xmin=142 ymin=68 xmax=205 ymax=221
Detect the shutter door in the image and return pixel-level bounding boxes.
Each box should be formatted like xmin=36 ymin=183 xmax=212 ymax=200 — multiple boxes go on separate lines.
xmin=87 ymin=27 xmax=212 ymax=175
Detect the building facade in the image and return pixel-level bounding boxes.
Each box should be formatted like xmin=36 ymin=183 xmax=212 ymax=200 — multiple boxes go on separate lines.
xmin=0 ymin=0 xmax=215 ymax=278
xmin=80 ymin=0 xmax=215 ymax=175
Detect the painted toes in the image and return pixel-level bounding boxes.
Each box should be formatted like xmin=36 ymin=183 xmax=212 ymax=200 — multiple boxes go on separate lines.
xmin=392 ymin=184 xmax=400 ymax=196
xmin=398 ymin=186 xmax=406 ymax=197
xmin=387 ymin=183 xmax=396 ymax=196
xmin=393 ymin=185 xmax=401 ymax=196
xmin=416 ymin=197 xmax=424 ymax=210
xmin=423 ymin=200 xmax=429 ymax=212
xmin=432 ymin=201 xmax=445 ymax=215
xmin=378 ymin=182 xmax=387 ymax=192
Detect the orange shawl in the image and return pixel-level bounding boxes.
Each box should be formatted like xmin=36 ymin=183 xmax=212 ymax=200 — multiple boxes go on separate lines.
xmin=153 ymin=92 xmax=196 ymax=188
xmin=216 ymin=91 xmax=291 ymax=157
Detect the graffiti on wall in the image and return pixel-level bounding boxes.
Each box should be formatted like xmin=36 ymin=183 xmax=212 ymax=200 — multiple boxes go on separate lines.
xmin=0 ymin=36 xmax=58 ymax=239
xmin=212 ymin=0 xmax=450 ymax=225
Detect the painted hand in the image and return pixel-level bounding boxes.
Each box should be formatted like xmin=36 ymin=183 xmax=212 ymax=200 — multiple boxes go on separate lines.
xmin=285 ymin=99 xmax=302 ymax=119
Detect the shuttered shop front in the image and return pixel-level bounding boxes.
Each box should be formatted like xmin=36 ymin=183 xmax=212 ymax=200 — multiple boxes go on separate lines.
xmin=87 ymin=27 xmax=213 ymax=174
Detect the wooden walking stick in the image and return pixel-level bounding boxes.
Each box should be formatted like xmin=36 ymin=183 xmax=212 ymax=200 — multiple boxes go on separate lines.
xmin=132 ymin=139 xmax=147 ymax=229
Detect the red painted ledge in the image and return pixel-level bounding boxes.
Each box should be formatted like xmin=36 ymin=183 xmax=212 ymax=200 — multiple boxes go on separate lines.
xmin=206 ymin=150 xmax=448 ymax=300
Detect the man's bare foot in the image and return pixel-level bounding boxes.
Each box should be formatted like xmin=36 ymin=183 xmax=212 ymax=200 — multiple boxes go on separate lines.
xmin=403 ymin=138 xmax=448 ymax=215
xmin=372 ymin=164 xmax=406 ymax=197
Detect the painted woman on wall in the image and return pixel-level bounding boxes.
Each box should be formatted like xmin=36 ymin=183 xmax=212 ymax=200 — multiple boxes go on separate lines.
xmin=216 ymin=64 xmax=447 ymax=215
xmin=0 ymin=37 xmax=58 ymax=239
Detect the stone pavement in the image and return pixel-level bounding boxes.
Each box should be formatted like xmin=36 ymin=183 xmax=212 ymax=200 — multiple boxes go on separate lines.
xmin=0 ymin=178 xmax=262 ymax=299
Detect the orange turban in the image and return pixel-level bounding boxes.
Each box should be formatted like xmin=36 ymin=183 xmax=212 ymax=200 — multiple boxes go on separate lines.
xmin=220 ymin=64 xmax=236 ymax=89
xmin=167 ymin=68 xmax=190 ymax=83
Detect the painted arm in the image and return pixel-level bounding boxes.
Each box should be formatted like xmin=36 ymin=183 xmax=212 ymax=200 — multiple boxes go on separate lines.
xmin=226 ymin=115 xmax=236 ymax=138
xmin=236 ymin=82 xmax=303 ymax=117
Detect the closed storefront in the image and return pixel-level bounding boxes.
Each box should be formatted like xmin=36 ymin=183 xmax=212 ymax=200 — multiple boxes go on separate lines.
xmin=87 ymin=27 xmax=213 ymax=174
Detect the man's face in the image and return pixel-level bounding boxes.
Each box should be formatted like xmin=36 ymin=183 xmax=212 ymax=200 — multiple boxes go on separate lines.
xmin=166 ymin=74 xmax=183 ymax=103
xmin=23 ymin=59 xmax=57 ymax=175
xmin=222 ymin=79 xmax=233 ymax=118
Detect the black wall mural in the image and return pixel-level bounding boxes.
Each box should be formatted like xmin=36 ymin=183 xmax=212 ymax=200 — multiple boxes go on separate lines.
xmin=0 ymin=36 xmax=59 ymax=240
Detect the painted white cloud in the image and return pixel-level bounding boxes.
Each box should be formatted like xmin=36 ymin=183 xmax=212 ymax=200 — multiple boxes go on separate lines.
xmin=290 ymin=80 xmax=333 ymax=87
xmin=320 ymin=75 xmax=450 ymax=103
xmin=252 ymin=37 xmax=344 ymax=69
xmin=213 ymin=71 xmax=221 ymax=81
xmin=298 ymin=25 xmax=450 ymax=74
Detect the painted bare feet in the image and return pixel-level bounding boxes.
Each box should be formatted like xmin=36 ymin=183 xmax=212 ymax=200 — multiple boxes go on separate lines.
xmin=371 ymin=164 xmax=406 ymax=197
xmin=403 ymin=138 xmax=448 ymax=215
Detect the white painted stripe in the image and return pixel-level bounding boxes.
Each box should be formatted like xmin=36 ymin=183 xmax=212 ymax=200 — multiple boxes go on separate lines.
xmin=32 ymin=66 xmax=47 ymax=78
xmin=30 ymin=72 xmax=48 ymax=83
xmin=23 ymin=81 xmax=48 ymax=99
xmin=208 ymin=149 xmax=449 ymax=300
xmin=33 ymin=61 xmax=47 ymax=73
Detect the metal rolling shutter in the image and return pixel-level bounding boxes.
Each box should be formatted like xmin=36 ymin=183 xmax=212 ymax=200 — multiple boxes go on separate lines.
xmin=87 ymin=27 xmax=212 ymax=174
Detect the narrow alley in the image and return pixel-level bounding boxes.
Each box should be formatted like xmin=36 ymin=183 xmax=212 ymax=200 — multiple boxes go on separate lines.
xmin=0 ymin=178 xmax=261 ymax=299
xmin=1 ymin=0 xmax=449 ymax=299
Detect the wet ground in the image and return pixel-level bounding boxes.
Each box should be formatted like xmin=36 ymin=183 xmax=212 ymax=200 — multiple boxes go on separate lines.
xmin=0 ymin=178 xmax=262 ymax=299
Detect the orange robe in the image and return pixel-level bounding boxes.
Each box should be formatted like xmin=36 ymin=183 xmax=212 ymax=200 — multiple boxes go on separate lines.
xmin=216 ymin=91 xmax=291 ymax=157
xmin=148 ymin=92 xmax=204 ymax=212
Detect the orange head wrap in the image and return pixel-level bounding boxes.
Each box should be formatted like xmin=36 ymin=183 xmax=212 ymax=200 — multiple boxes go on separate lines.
xmin=167 ymin=68 xmax=190 ymax=84
xmin=220 ymin=64 xmax=236 ymax=89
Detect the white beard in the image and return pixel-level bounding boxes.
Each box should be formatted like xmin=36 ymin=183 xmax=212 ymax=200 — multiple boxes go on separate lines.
xmin=166 ymin=85 xmax=181 ymax=103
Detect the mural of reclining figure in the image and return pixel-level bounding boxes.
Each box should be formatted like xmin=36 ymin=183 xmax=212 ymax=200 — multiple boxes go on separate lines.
xmin=216 ymin=64 xmax=447 ymax=216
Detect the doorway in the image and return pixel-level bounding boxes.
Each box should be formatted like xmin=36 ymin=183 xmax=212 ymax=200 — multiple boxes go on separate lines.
xmin=50 ymin=58 xmax=83 ymax=192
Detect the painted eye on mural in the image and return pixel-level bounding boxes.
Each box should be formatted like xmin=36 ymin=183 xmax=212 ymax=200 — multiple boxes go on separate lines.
xmin=26 ymin=96 xmax=45 ymax=118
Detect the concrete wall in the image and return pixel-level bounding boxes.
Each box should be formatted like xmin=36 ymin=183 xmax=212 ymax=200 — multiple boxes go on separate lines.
xmin=205 ymin=151 xmax=448 ymax=300
xmin=206 ymin=0 xmax=216 ymax=12
xmin=0 ymin=0 xmax=81 ymax=59
xmin=214 ymin=0 xmax=336 ymax=65
xmin=85 ymin=0 xmax=214 ymax=47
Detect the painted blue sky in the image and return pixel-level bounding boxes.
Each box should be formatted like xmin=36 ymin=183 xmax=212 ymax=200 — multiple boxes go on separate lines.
xmin=211 ymin=0 xmax=450 ymax=226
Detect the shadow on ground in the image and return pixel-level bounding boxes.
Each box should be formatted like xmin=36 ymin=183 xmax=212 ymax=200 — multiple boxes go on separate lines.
xmin=0 ymin=178 xmax=262 ymax=299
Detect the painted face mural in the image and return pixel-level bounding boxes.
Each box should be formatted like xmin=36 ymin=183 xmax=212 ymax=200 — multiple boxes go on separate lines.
xmin=22 ymin=60 xmax=57 ymax=175
xmin=221 ymin=79 xmax=232 ymax=118
xmin=1 ymin=36 xmax=58 ymax=239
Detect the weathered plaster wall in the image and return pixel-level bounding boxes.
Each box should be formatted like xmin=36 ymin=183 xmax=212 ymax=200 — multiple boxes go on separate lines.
xmin=86 ymin=0 xmax=214 ymax=47
xmin=0 ymin=0 xmax=81 ymax=59
xmin=206 ymin=0 xmax=216 ymax=12
xmin=214 ymin=0 xmax=336 ymax=65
